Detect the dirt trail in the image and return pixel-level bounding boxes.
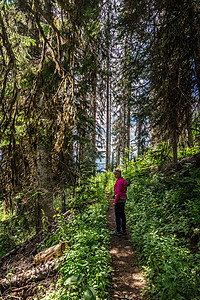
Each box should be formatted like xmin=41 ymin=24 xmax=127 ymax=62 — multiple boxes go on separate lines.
xmin=107 ymin=200 xmax=147 ymax=300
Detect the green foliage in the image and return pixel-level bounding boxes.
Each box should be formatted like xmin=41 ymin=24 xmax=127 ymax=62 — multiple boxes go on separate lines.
xmin=125 ymin=154 xmax=200 ymax=299
xmin=39 ymin=173 xmax=112 ymax=300
xmin=0 ymin=0 xmax=107 ymax=235
xmin=103 ymin=171 xmax=115 ymax=195
xmin=0 ymin=205 xmax=35 ymax=257
xmin=67 ymin=173 xmax=110 ymax=210
xmin=178 ymin=145 xmax=200 ymax=160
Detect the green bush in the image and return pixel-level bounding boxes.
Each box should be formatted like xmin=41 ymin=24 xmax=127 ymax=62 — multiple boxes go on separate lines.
xmin=40 ymin=174 xmax=112 ymax=300
xmin=0 ymin=208 xmax=35 ymax=257
xmin=64 ymin=173 xmax=108 ymax=210
xmin=125 ymin=155 xmax=200 ymax=299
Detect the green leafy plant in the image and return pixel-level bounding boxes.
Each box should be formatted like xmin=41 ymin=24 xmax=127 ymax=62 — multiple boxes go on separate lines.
xmin=39 ymin=174 xmax=112 ymax=300
xmin=124 ymin=153 xmax=200 ymax=299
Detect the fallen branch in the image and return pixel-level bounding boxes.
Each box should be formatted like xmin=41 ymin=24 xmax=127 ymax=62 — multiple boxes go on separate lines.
xmin=156 ymin=152 xmax=200 ymax=173
xmin=11 ymin=284 xmax=31 ymax=292
xmin=0 ymin=259 xmax=61 ymax=292
xmin=0 ymin=240 xmax=69 ymax=292
xmin=34 ymin=241 xmax=69 ymax=265
xmin=0 ymin=230 xmax=43 ymax=264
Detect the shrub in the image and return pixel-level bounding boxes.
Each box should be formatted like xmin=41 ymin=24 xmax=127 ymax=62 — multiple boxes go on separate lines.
xmin=125 ymin=155 xmax=200 ymax=299
xmin=39 ymin=174 xmax=112 ymax=300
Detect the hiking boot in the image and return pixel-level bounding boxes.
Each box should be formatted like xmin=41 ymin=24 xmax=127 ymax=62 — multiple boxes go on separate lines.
xmin=120 ymin=230 xmax=127 ymax=235
xmin=111 ymin=230 xmax=121 ymax=236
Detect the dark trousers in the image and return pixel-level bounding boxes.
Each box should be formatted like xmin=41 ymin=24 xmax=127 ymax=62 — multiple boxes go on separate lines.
xmin=115 ymin=202 xmax=126 ymax=232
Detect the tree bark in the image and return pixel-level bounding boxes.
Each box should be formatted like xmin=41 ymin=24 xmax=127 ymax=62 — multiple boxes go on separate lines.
xmin=36 ymin=96 xmax=54 ymax=230
xmin=106 ymin=5 xmax=111 ymax=171
xmin=106 ymin=55 xmax=111 ymax=171
xmin=191 ymin=2 xmax=200 ymax=98
xmin=0 ymin=241 xmax=69 ymax=292
xmin=61 ymin=187 xmax=66 ymax=214
xmin=137 ymin=120 xmax=142 ymax=157
xmin=92 ymin=83 xmax=97 ymax=175
xmin=0 ymin=260 xmax=60 ymax=292
xmin=172 ymin=131 xmax=178 ymax=166
xmin=187 ymin=111 xmax=194 ymax=148
xmin=34 ymin=241 xmax=69 ymax=265
xmin=126 ymin=102 xmax=131 ymax=159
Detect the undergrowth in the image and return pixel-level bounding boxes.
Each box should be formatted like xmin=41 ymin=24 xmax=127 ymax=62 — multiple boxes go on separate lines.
xmin=39 ymin=173 xmax=112 ymax=300
xmin=2 ymin=145 xmax=200 ymax=299
xmin=0 ymin=205 xmax=35 ymax=257
xmin=124 ymin=149 xmax=200 ymax=299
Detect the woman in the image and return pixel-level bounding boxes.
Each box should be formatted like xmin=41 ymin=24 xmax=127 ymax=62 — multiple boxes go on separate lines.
xmin=112 ymin=169 xmax=127 ymax=236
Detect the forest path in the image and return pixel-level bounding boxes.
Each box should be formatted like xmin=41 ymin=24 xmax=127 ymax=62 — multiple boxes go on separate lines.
xmin=107 ymin=198 xmax=147 ymax=300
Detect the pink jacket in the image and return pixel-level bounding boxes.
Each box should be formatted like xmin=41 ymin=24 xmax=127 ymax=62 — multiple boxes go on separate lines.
xmin=114 ymin=177 xmax=127 ymax=204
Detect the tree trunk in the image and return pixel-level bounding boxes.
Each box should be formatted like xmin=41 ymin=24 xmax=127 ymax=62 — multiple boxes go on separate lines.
xmin=0 ymin=260 xmax=60 ymax=292
xmin=106 ymin=4 xmax=111 ymax=171
xmin=187 ymin=111 xmax=194 ymax=148
xmin=36 ymin=96 xmax=54 ymax=230
xmin=117 ymin=110 xmax=122 ymax=166
xmin=34 ymin=241 xmax=69 ymax=265
xmin=191 ymin=2 xmax=200 ymax=98
xmin=122 ymin=101 xmax=126 ymax=157
xmin=37 ymin=144 xmax=54 ymax=227
xmin=124 ymin=34 xmax=131 ymax=161
xmin=172 ymin=131 xmax=178 ymax=165
xmin=61 ymin=188 xmax=66 ymax=214
xmin=126 ymin=100 xmax=131 ymax=160
xmin=92 ymin=83 xmax=97 ymax=175
xmin=137 ymin=120 xmax=142 ymax=157
xmin=117 ymin=144 xmax=120 ymax=166
xmin=0 ymin=241 xmax=69 ymax=292
xmin=106 ymin=53 xmax=111 ymax=171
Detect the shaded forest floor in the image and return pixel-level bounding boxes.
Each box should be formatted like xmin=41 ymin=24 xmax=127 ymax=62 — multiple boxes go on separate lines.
xmin=0 ymin=200 xmax=148 ymax=300
xmin=1 ymin=153 xmax=200 ymax=299
xmin=107 ymin=198 xmax=147 ymax=300
xmin=0 ymin=228 xmax=61 ymax=299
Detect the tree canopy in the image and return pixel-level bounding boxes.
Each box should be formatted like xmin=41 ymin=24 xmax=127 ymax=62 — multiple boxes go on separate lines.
xmin=0 ymin=0 xmax=200 ymax=225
